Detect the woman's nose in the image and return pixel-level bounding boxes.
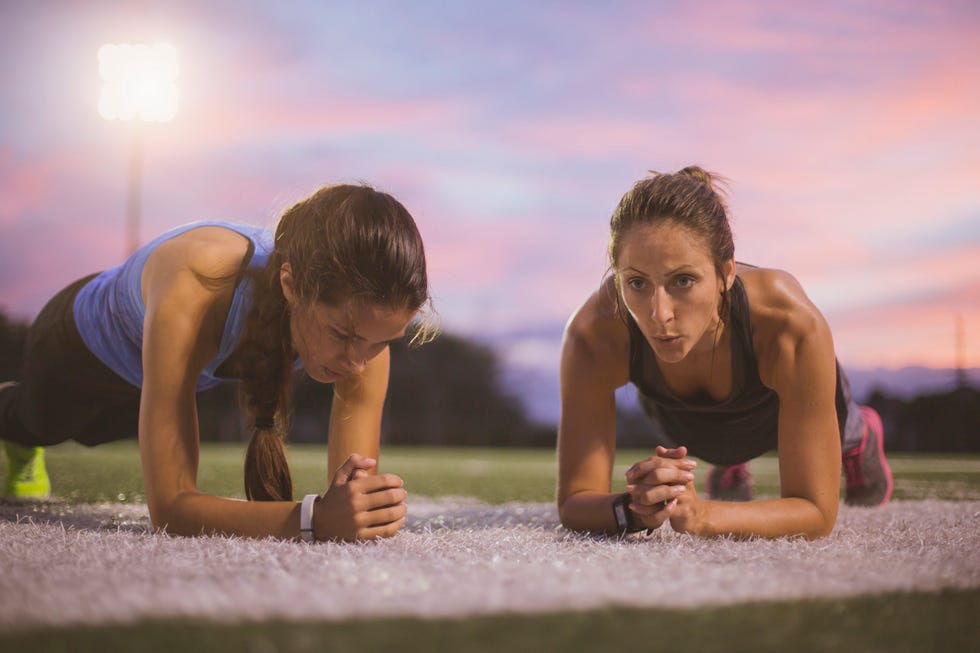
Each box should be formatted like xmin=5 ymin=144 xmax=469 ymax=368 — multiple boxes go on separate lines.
xmin=650 ymin=287 xmax=673 ymax=324
xmin=341 ymin=344 xmax=369 ymax=374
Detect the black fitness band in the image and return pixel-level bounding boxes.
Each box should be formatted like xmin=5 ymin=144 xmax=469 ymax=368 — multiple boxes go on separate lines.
xmin=612 ymin=492 xmax=647 ymax=534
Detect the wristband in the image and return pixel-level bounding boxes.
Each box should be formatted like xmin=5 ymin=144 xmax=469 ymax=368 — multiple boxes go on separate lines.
xmin=611 ymin=492 xmax=646 ymax=534
xmin=300 ymin=493 xmax=318 ymax=543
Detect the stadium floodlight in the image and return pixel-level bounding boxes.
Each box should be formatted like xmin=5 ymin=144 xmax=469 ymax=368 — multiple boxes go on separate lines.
xmin=98 ymin=42 xmax=178 ymax=255
xmin=98 ymin=42 xmax=178 ymax=122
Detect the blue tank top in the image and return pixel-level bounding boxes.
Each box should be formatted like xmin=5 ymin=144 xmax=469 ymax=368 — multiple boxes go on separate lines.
xmin=73 ymin=221 xmax=274 ymax=391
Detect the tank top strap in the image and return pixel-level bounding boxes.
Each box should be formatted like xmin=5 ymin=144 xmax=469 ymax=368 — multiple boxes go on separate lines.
xmin=727 ymin=276 xmax=761 ymax=396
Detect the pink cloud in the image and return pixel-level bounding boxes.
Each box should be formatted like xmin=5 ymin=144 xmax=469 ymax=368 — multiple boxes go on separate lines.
xmin=0 ymin=151 xmax=72 ymax=227
xmin=829 ymin=278 xmax=980 ymax=367
xmin=0 ymin=216 xmax=124 ymax=319
xmin=155 ymin=88 xmax=470 ymax=160
xmin=648 ymin=1 xmax=979 ymax=63
xmin=491 ymin=2 xmax=980 ymax=197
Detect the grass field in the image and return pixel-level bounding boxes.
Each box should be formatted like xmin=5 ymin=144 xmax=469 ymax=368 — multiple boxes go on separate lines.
xmin=3 ymin=442 xmax=980 ymax=652
xmin=20 ymin=440 xmax=980 ymax=505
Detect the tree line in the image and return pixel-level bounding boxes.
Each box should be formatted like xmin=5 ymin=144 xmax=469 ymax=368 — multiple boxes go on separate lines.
xmin=1 ymin=308 xmax=976 ymax=451
xmin=0 ymin=309 xmax=553 ymax=447
xmin=612 ymin=386 xmax=979 ymax=453
xmin=865 ymin=387 xmax=978 ymax=453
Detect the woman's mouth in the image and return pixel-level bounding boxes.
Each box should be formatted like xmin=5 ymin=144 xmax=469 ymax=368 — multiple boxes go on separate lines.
xmin=321 ymin=365 xmax=345 ymax=381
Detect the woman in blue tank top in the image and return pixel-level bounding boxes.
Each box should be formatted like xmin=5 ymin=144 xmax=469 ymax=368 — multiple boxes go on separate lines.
xmin=557 ymin=167 xmax=893 ymax=540
xmin=0 ymin=184 xmax=432 ymax=542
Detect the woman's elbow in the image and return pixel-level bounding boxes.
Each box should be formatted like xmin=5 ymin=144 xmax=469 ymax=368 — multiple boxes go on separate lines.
xmin=557 ymin=493 xmax=599 ymax=533
xmin=556 ymin=493 xmax=570 ymax=524
xmin=558 ymin=488 xmax=590 ymax=528
xmin=557 ymin=499 xmax=577 ymax=531
xmin=802 ymin=521 xmax=834 ymax=540
xmin=802 ymin=503 xmax=838 ymax=540
xmin=146 ymin=493 xmax=197 ymax=536
xmin=147 ymin=503 xmax=175 ymax=534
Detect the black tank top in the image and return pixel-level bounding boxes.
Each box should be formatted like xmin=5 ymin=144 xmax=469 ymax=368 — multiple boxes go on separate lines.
xmin=627 ymin=276 xmax=857 ymax=465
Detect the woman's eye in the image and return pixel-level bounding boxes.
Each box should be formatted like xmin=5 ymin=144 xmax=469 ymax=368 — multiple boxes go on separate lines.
xmin=627 ymin=278 xmax=645 ymax=291
xmin=675 ymin=276 xmax=695 ymax=288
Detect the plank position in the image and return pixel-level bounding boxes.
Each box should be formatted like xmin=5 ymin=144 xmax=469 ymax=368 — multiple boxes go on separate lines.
xmin=1 ymin=184 xmax=432 ymax=542
xmin=558 ymin=167 xmax=892 ymax=540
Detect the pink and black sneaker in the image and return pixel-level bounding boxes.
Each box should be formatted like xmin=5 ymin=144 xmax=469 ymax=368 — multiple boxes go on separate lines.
xmin=843 ymin=406 xmax=893 ymax=507
xmin=706 ymin=462 xmax=754 ymax=502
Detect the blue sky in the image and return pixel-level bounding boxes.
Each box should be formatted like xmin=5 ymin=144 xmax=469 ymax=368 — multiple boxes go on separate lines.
xmin=1 ymin=0 xmax=978 ymax=378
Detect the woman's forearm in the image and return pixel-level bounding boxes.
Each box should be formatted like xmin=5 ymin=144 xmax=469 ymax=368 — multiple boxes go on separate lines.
xmin=150 ymin=490 xmax=302 ymax=539
xmin=558 ymin=491 xmax=622 ymax=534
xmin=682 ymin=496 xmax=837 ymax=540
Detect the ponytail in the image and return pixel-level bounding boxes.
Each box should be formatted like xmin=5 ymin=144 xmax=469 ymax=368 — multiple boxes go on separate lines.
xmin=239 ymin=249 xmax=294 ymax=502
xmin=676 ymin=165 xmax=726 ymax=193
xmin=244 ymin=421 xmax=293 ymax=502
xmin=237 ymin=183 xmax=432 ymax=502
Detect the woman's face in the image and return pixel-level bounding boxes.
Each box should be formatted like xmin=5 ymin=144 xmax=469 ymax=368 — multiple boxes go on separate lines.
xmin=281 ymin=266 xmax=415 ymax=383
xmin=617 ymin=221 xmax=734 ymax=365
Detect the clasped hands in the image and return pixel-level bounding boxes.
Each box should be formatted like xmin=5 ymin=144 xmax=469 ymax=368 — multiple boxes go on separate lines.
xmin=312 ymin=453 xmax=408 ymax=542
xmin=625 ymin=445 xmax=702 ymax=534
xmin=307 ymin=447 xmax=702 ymax=541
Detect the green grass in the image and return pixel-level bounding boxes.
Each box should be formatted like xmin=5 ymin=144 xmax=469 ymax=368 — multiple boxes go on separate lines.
xmin=7 ymin=441 xmax=980 ymax=504
xmin=8 ymin=442 xmax=564 ymax=504
xmin=3 ymin=443 xmax=980 ymax=652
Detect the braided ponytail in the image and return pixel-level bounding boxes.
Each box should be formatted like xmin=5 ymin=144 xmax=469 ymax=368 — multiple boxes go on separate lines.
xmin=239 ymin=247 xmax=294 ymax=501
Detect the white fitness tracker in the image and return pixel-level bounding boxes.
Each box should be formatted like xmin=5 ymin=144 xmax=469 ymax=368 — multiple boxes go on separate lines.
xmin=300 ymin=493 xmax=318 ymax=543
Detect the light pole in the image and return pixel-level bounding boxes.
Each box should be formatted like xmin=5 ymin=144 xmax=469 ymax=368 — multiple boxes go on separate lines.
xmin=98 ymin=42 xmax=178 ymax=256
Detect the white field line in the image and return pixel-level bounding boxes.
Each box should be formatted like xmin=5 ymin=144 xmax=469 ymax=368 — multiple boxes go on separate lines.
xmin=0 ymin=499 xmax=978 ymax=633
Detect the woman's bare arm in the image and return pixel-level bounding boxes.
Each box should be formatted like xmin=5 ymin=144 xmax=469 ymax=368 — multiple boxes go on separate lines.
xmin=557 ymin=285 xmax=692 ymax=533
xmin=139 ymin=230 xmax=304 ymax=537
xmin=665 ymin=270 xmax=841 ymax=539
xmin=556 ymin=316 xmax=621 ymax=533
xmin=138 ymin=227 xmax=404 ymax=540
xmin=327 ymin=347 xmax=390 ymax=478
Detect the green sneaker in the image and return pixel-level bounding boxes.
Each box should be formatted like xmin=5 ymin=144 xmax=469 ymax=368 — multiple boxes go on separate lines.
xmin=3 ymin=441 xmax=51 ymax=499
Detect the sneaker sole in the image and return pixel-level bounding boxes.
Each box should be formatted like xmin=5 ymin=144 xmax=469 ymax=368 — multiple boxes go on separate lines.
xmin=858 ymin=405 xmax=893 ymax=507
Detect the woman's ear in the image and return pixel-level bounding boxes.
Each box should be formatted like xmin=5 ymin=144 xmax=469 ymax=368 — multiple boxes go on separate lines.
xmin=722 ymin=258 xmax=736 ymax=291
xmin=279 ymin=263 xmax=297 ymax=306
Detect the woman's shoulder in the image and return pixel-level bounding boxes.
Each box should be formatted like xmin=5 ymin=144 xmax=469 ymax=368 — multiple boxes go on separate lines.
xmin=563 ymin=276 xmax=631 ymax=363
xmin=740 ymin=266 xmax=820 ymax=318
xmin=141 ymin=225 xmax=256 ymax=324
xmin=148 ymin=224 xmax=253 ymax=285
xmin=738 ymin=266 xmax=832 ymax=365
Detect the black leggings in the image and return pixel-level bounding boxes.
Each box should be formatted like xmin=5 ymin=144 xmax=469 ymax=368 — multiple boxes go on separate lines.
xmin=0 ymin=274 xmax=141 ymax=448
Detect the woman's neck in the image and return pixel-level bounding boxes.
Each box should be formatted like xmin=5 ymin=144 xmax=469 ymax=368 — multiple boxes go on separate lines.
xmin=656 ymin=315 xmax=733 ymax=397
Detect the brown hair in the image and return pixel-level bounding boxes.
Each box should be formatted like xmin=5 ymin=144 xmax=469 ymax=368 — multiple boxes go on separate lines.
xmin=238 ymin=184 xmax=432 ymax=501
xmin=608 ymin=165 xmax=735 ymax=320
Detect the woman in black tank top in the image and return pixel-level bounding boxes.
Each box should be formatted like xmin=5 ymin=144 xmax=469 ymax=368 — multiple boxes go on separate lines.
xmin=557 ymin=166 xmax=893 ymax=540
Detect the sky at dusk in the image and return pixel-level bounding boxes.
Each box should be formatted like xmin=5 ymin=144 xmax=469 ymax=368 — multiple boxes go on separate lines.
xmin=1 ymin=0 xmax=978 ymax=393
